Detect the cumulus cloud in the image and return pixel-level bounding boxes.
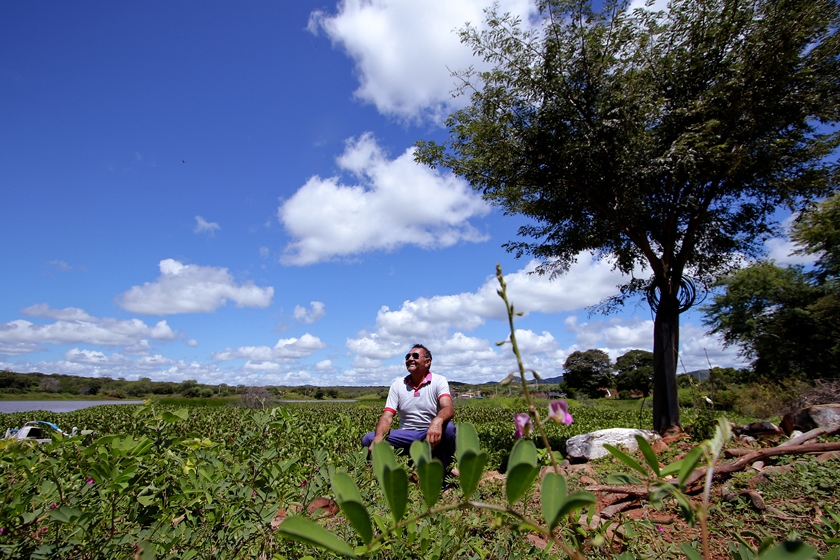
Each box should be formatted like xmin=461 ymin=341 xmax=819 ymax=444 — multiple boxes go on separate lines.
xmin=117 ymin=259 xmax=274 ymax=315
xmin=194 ymin=216 xmax=221 ymax=234
xmin=340 ymin=256 xmax=632 ymax=383
xmin=764 ymin=213 xmax=816 ymax=266
xmin=309 ymin=0 xmax=537 ymax=121
xmin=64 ymin=348 xmax=129 ymax=365
xmin=0 ymin=354 xmax=220 ymax=383
xmin=0 ymin=316 xmax=175 ymax=348
xmin=0 ymin=342 xmax=44 ymax=356
xmin=279 ymin=134 xmax=490 ymax=265
xmin=335 ymin=256 xmax=747 ymax=385
xmin=212 ymin=333 xmax=326 ymax=364
xmin=314 ymin=359 xmax=335 ymax=372
xmin=21 ymin=303 xmax=96 ymax=322
xmin=294 ymin=301 xmax=326 ymax=324
xmin=347 ymin=256 xmax=629 ymax=362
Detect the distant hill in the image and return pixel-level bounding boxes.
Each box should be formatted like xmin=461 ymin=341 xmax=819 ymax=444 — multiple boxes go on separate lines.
xmin=681 ymin=369 xmax=710 ymax=381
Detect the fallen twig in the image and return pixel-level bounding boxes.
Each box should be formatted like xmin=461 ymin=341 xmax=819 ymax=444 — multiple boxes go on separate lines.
xmin=684 ymin=442 xmax=840 ymax=487
xmin=779 ymin=424 xmax=840 ymax=447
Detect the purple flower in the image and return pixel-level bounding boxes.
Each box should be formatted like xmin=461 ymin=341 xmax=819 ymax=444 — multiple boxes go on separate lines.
xmin=548 ymin=400 xmax=573 ymax=425
xmin=514 ymin=413 xmax=532 ymax=439
xmin=49 ymin=504 xmax=57 ymax=510
xmin=86 ymin=477 xmax=94 ymax=485
xmin=0 ymin=528 xmax=4 ymax=534
xmin=300 ymin=480 xmax=307 ymax=487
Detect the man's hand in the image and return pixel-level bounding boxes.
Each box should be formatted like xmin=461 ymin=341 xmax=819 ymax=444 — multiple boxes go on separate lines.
xmin=369 ymin=410 xmax=394 ymax=453
xmin=368 ymin=435 xmax=382 ymax=453
xmin=426 ymin=418 xmax=443 ymax=449
xmin=426 ymin=395 xmax=454 ymax=449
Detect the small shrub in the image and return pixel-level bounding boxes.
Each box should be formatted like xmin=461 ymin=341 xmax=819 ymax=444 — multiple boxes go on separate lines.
xmin=240 ymin=387 xmax=273 ymax=409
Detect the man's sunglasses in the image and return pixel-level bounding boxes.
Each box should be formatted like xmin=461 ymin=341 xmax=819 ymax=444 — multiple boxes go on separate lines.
xmin=405 ymin=352 xmax=424 ymax=361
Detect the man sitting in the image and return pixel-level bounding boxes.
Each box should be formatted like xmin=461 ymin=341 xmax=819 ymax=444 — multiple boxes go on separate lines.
xmin=362 ymin=344 xmax=456 ymax=473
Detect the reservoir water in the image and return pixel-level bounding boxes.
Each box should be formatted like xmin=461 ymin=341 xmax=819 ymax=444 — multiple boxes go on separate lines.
xmin=0 ymin=400 xmax=145 ymax=414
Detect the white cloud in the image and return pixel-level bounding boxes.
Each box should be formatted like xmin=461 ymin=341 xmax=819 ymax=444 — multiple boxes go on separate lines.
xmin=294 ymin=301 xmax=326 ymax=324
xmin=212 ymin=333 xmax=327 ymax=364
xmin=0 ymin=342 xmax=43 ymax=356
xmin=117 ymin=259 xmax=274 ymax=315
xmin=335 ymin=255 xmax=749 ymax=385
xmin=64 ymin=348 xmax=115 ymax=364
xmin=314 ymin=359 xmax=335 ymax=372
xmin=309 ymin=0 xmax=537 ymax=121
xmin=511 ymin=329 xmax=557 ymax=355
xmin=0 ymin=355 xmax=220 ymax=383
xmin=0 ymin=317 xmax=175 ymax=348
xmin=279 ymin=134 xmax=490 ymax=265
xmin=678 ymin=323 xmax=747 ymax=371
xmin=47 ymin=260 xmax=79 ymax=272
xmin=565 ymin=316 xmax=654 ymax=352
xmin=21 ymin=303 xmax=96 ymax=322
xmin=194 ymin=216 xmax=221 ymax=234
xmin=627 ymin=0 xmax=669 ymax=12
xmin=347 ymin=256 xmax=629 ymax=362
xmin=346 ymin=333 xmax=403 ymax=360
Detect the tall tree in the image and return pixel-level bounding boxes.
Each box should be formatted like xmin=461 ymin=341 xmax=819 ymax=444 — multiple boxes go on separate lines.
xmin=704 ymin=194 xmax=840 ymax=380
xmin=416 ymin=0 xmax=840 ymax=433
xmin=791 ymin=192 xmax=840 ymax=283
xmin=563 ymin=349 xmax=613 ymax=398
xmin=615 ymin=349 xmax=654 ymax=398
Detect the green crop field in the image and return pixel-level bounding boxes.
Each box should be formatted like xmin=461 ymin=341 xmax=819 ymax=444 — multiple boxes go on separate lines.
xmin=0 ymin=400 xmax=837 ymax=559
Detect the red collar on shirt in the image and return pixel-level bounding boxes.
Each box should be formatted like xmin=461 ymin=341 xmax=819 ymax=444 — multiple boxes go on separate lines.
xmin=405 ymin=372 xmax=432 ymax=395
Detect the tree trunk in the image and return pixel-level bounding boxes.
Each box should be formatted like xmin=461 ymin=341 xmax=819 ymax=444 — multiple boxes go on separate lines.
xmin=652 ymin=290 xmax=681 ymax=434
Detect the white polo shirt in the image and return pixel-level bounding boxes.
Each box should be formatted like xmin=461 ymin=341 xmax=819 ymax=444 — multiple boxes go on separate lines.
xmin=384 ymin=372 xmax=451 ymax=431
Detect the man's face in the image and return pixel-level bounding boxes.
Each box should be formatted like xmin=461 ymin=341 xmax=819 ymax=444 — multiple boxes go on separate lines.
xmin=405 ymin=347 xmax=430 ymax=376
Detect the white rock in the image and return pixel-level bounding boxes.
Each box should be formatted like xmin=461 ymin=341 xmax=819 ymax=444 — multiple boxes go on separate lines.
xmin=565 ymin=428 xmax=660 ymax=461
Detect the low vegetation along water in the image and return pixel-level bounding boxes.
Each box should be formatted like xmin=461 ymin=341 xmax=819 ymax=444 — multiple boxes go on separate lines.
xmin=0 ymin=399 xmax=836 ymax=559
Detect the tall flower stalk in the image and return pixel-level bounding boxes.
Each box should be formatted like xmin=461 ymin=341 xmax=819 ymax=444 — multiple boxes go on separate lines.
xmin=496 ymin=264 xmax=564 ymax=474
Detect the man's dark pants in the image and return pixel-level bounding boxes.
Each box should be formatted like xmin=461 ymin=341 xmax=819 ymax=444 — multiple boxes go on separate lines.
xmin=361 ymin=421 xmax=456 ymax=473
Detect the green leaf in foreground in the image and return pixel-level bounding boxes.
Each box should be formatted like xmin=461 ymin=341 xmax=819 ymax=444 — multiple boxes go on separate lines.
xmin=455 ymin=422 xmax=480 ymax=463
xmin=757 ymin=541 xmax=817 ymax=560
xmin=416 ymin=457 xmax=443 ymax=508
xmin=603 ymin=443 xmax=648 ymax=478
xmin=677 ymin=446 xmax=705 ymax=487
xmin=680 ymin=542 xmax=704 ymax=560
xmin=277 ymin=516 xmax=357 ymax=557
xmin=160 ymin=408 xmax=189 ymax=423
xmin=49 ymin=505 xmax=83 ymax=524
xmin=505 ymin=439 xmax=539 ymax=504
xmin=331 ymin=471 xmax=374 ymax=544
xmin=541 ymin=472 xmax=566 ymax=529
xmin=382 ymin=464 xmax=408 ymax=523
xmin=635 ymin=435 xmax=660 ymax=476
xmin=410 ymin=439 xmax=432 ymax=465
xmin=555 ymin=492 xmax=597 ymax=519
xmin=410 ymin=439 xmax=444 ymax=508
xmin=458 ymin=449 xmax=487 ymax=498
xmin=372 ymin=441 xmax=397 ymax=490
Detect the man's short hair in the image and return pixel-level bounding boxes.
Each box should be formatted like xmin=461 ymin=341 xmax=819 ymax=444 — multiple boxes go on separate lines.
xmin=411 ymin=343 xmax=432 ymax=361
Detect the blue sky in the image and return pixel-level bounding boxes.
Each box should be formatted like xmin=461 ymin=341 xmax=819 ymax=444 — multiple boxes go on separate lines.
xmin=0 ymin=0 xmax=810 ymax=387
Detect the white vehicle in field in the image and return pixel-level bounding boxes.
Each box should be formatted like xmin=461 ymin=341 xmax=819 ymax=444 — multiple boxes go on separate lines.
xmin=3 ymin=421 xmax=77 ymax=443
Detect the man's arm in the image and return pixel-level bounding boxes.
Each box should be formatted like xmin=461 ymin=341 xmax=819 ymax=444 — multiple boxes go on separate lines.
xmin=369 ymin=409 xmax=395 ymax=452
xmin=426 ymin=395 xmax=454 ymax=449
